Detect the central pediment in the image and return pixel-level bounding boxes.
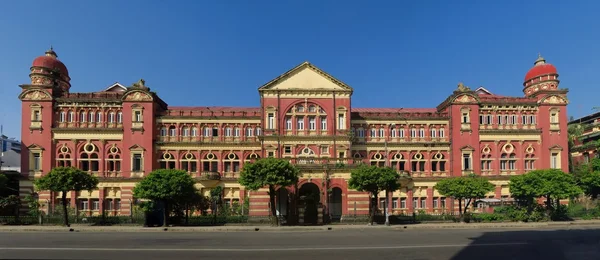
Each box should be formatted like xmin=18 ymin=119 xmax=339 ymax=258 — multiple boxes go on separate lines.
xmin=259 ymin=62 xmax=352 ymax=92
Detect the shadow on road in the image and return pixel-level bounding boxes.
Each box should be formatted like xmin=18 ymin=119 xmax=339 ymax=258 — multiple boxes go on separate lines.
xmin=450 ymin=228 xmax=600 ymax=260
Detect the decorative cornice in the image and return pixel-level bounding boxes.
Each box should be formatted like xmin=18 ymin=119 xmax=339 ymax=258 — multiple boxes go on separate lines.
xmin=51 ymin=128 xmax=123 ymax=134
xmin=479 ymin=129 xmax=542 ymax=134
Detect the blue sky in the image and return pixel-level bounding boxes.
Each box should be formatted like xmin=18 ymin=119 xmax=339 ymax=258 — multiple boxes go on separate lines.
xmin=0 ymin=1 xmax=598 ymax=139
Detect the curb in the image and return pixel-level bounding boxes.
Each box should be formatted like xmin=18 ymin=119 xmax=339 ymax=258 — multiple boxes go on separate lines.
xmin=2 ymin=221 xmax=600 ymax=232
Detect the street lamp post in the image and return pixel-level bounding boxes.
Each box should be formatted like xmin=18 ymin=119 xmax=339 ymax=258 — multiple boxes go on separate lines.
xmin=384 ymin=137 xmax=390 ymax=226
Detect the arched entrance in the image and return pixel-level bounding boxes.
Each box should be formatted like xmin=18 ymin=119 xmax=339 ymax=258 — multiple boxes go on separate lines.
xmin=299 ymin=183 xmax=320 ymax=225
xmin=276 ymin=188 xmax=289 ymax=224
xmin=329 ymin=187 xmax=343 ymax=222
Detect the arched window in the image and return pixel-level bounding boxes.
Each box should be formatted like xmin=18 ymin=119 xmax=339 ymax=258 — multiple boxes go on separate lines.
xmin=182 ymin=127 xmax=190 ymax=137
xmin=191 ymin=127 xmax=198 ymax=137
xmin=57 ymin=145 xmax=72 ymax=167
xmin=169 ymin=126 xmax=176 ymax=136
xmin=88 ymin=111 xmax=95 ymax=123
xmin=431 ymin=152 xmax=446 ymax=172
xmin=79 ymin=110 xmax=86 ymax=122
xmin=370 ymin=152 xmax=385 ymax=167
xmin=390 ymin=126 xmax=397 ymax=138
xmin=525 ymin=154 xmax=535 ymax=171
xmin=79 ymin=143 xmax=99 ymax=172
xmin=68 ymin=111 xmax=74 ymax=122
xmin=96 ymin=112 xmax=102 ymax=123
xmin=159 ymin=152 xmax=176 ymax=169
xmin=357 ymin=128 xmax=365 ymax=138
xmin=224 ymin=153 xmax=240 ymax=173
xmin=117 ymin=111 xmax=123 ymax=123
xmin=245 ymin=153 xmax=260 ymax=163
xmin=411 ymin=153 xmax=425 ymax=172
xmin=481 ymin=154 xmax=492 ymax=172
xmin=108 ymin=112 xmax=115 ymax=123
xmin=160 ymin=127 xmax=167 ymax=136
xmin=202 ymin=153 xmax=218 ymax=172
xmin=181 ymin=152 xmax=197 ymax=173
xmin=500 ymin=153 xmax=517 ymax=171
xmin=298 ymin=147 xmax=316 ymax=164
xmin=390 ymin=152 xmax=406 ymax=171
xmin=107 ymin=145 xmax=121 ymax=173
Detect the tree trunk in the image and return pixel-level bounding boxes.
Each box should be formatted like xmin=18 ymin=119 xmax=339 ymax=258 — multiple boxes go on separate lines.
xmin=268 ymin=185 xmax=278 ymax=226
xmin=61 ymin=192 xmax=70 ymax=227
xmin=458 ymin=199 xmax=463 ymax=222
xmin=162 ymin=201 xmax=168 ymax=227
xmin=463 ymin=198 xmax=472 ymax=216
xmin=185 ymin=205 xmax=189 ymax=226
xmin=371 ymin=192 xmax=379 ymax=225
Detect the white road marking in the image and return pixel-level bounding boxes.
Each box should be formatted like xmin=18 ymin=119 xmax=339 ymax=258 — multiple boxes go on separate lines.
xmin=0 ymin=242 xmax=528 ymax=252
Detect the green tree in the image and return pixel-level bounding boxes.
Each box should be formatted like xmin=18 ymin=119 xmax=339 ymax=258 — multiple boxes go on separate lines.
xmin=510 ymin=169 xmax=582 ymax=211
xmin=239 ymin=158 xmax=300 ymax=226
xmin=0 ymin=174 xmax=7 ymax=191
xmin=567 ymin=123 xmax=584 ymax=173
xmin=133 ymin=169 xmax=197 ymax=227
xmin=348 ymin=165 xmax=401 ymax=225
xmin=434 ymin=174 xmax=494 ymax=220
xmin=576 ymin=158 xmax=600 ymax=199
xmin=34 ymin=167 xmax=99 ymax=227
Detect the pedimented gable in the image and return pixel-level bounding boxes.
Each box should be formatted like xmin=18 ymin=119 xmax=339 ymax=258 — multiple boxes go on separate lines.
xmin=129 ymin=144 xmax=146 ymax=151
xmin=540 ymin=95 xmax=568 ymax=105
xmin=259 ymin=62 xmax=352 ymax=92
xmin=103 ymin=82 xmax=127 ymax=93
xmin=27 ymin=144 xmax=44 ymax=150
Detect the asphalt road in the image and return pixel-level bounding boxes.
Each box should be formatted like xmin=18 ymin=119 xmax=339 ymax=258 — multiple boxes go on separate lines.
xmin=1 ymin=227 xmax=600 ymax=260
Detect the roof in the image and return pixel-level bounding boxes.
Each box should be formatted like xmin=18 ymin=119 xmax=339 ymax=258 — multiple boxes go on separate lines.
xmin=350 ymin=108 xmax=437 ymax=113
xmin=258 ymin=61 xmax=353 ymax=92
xmin=569 ymin=111 xmax=600 ymax=125
xmin=167 ymin=106 xmax=261 ymax=113
xmin=102 ymin=82 xmax=127 ymax=92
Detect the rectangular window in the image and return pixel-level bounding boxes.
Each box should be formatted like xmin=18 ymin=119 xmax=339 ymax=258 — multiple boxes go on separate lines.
xmin=462 ymin=153 xmax=472 ymax=170
xmin=370 ymin=128 xmax=377 ymax=137
xmin=92 ymin=200 xmax=100 ymax=210
xmin=309 ymin=117 xmax=316 ymax=130
xmin=379 ymin=128 xmax=384 ymax=138
xmin=400 ymin=198 xmax=406 ymax=209
xmin=68 ymin=112 xmax=74 ymax=122
xmin=267 ymin=151 xmax=275 ymax=158
xmin=89 ymin=112 xmax=94 ymax=123
xmin=551 ymin=113 xmax=558 ymax=123
xmin=439 ymin=128 xmax=445 ymax=137
xmin=60 ymin=112 xmax=66 ymax=122
xmin=400 ymin=129 xmax=405 ymax=138
xmin=96 ymin=113 xmax=102 ymax=122
xmin=391 ymin=129 xmax=397 ymax=138
xmin=551 ymin=152 xmax=559 ymax=169
xmin=117 ymin=112 xmax=123 ymax=123
xmin=204 ymin=127 xmax=211 ymax=137
xmin=297 ymin=118 xmax=304 ymax=130
xmin=246 ymin=128 xmax=253 ymax=137
xmin=430 ymin=128 xmax=436 ymax=138
xmin=321 ymin=146 xmax=329 ymax=154
xmin=529 ymin=115 xmax=536 ymax=124
xmin=462 ymin=113 xmax=469 ymax=123
xmin=267 ymin=113 xmax=274 ymax=129
xmin=132 ymin=154 xmax=142 ymax=172
xmin=79 ymin=112 xmax=86 ymax=122
xmin=284 ymin=146 xmax=292 ymax=154
xmin=479 ymin=115 xmax=484 ymax=124
xmin=497 ymin=115 xmax=502 ymax=125
xmin=212 ymin=128 xmax=219 ymax=137
xmin=410 ymin=128 xmax=416 ymax=138
xmin=320 ymin=118 xmax=327 ymax=130
xmin=392 ymin=198 xmax=398 ymax=209
xmin=440 ymin=197 xmax=446 ymax=208
xmin=413 ymin=198 xmax=418 ymax=209
xmin=169 ymin=128 xmax=176 ymax=136
xmin=33 ymin=110 xmax=41 ymax=121
xmin=286 ymin=117 xmax=292 ymax=130
xmin=234 ymin=128 xmax=240 ymax=137
xmin=32 ymin=152 xmax=41 ymax=171
xmin=134 ymin=111 xmax=142 ymax=122
xmin=420 ymin=198 xmax=426 ymax=209
xmin=225 ymin=128 xmax=232 ymax=137
xmin=521 ymin=115 xmax=527 ymax=125
xmin=419 ymin=128 xmax=425 ymax=138
xmin=80 ymin=200 xmax=89 ymax=211
xmin=338 ymin=113 xmax=345 ymax=129
xmin=380 ymin=198 xmax=386 ymax=210
xmin=433 ymin=198 xmax=438 ymax=208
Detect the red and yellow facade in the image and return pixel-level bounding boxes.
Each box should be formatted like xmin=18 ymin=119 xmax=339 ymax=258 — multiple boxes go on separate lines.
xmin=19 ymin=49 xmax=570 ymax=218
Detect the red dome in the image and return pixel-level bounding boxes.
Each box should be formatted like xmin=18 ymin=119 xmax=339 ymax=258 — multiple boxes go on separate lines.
xmin=524 ymin=54 xmax=557 ymax=82
xmin=31 ymin=48 xmax=69 ymax=77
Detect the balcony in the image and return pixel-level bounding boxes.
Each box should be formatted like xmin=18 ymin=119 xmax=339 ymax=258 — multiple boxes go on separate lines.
xmin=199 ymin=171 xmax=221 ymax=180
xmin=221 ymin=172 xmax=240 ymax=180
xmin=281 ymin=158 xmax=360 ymax=170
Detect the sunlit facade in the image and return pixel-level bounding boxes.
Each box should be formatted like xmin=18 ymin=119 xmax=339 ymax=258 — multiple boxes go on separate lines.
xmin=19 ymin=49 xmax=569 ymax=223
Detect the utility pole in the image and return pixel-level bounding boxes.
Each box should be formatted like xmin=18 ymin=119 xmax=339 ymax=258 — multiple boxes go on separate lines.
xmin=384 ymin=132 xmax=390 ymax=226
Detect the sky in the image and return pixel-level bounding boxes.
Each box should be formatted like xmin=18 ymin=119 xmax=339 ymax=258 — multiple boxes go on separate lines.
xmin=0 ymin=1 xmax=599 ymax=139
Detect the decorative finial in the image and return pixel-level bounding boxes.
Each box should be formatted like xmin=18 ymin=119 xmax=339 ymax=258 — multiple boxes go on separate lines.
xmin=45 ymin=46 xmax=58 ymax=58
xmin=132 ymin=79 xmax=147 ymax=89
xmin=534 ymin=53 xmax=546 ymax=66
xmin=457 ymin=82 xmax=470 ymax=92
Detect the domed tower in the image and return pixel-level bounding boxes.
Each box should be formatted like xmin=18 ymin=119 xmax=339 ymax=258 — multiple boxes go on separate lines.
xmin=28 ymin=47 xmax=71 ymax=96
xmin=523 ymin=54 xmax=559 ymax=97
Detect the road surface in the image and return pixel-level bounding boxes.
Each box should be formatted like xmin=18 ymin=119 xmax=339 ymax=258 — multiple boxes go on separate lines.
xmin=1 ymin=226 xmax=599 ymax=259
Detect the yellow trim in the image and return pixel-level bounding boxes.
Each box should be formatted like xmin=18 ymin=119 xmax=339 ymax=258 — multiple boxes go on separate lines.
xmin=479 ymin=134 xmax=541 ymax=141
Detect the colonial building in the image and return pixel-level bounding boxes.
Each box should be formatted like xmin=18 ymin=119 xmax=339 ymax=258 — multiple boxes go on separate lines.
xmin=569 ymin=112 xmax=600 ymax=164
xmin=19 ymin=48 xmax=569 ymax=222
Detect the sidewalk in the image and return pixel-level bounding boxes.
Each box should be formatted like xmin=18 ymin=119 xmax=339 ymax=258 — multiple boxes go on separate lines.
xmin=2 ymin=220 xmax=600 ymax=232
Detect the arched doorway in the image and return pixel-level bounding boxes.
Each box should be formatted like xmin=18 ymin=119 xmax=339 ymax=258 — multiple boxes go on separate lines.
xmin=299 ymin=183 xmax=320 ymax=225
xmin=329 ymin=187 xmax=343 ymax=222
xmin=276 ymin=188 xmax=289 ymax=224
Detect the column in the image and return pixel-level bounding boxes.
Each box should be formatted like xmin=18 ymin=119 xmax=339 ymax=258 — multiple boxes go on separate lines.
xmin=426 ymin=188 xmax=434 ymax=213
xmin=407 ymin=189 xmax=414 ymax=212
